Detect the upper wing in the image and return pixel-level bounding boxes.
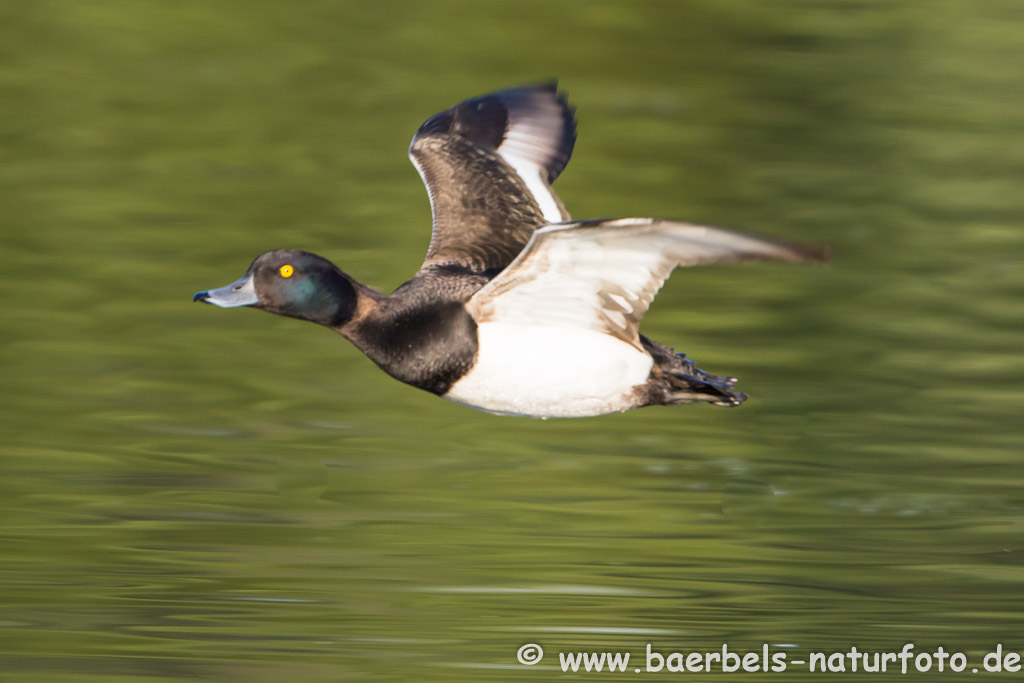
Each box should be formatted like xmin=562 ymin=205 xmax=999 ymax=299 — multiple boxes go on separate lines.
xmin=409 ymin=83 xmax=577 ymax=272
xmin=467 ymin=218 xmax=828 ymax=350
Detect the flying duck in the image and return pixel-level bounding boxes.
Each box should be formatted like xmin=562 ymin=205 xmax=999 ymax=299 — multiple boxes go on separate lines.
xmin=194 ymin=83 xmax=825 ymax=418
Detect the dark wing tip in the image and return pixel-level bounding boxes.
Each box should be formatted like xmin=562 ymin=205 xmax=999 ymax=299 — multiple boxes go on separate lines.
xmin=728 ymin=234 xmax=831 ymax=265
xmin=785 ymin=240 xmax=831 ymax=263
xmin=549 ymin=217 xmax=831 ymax=265
xmin=414 ymin=95 xmax=506 ymax=149
xmin=489 ymin=81 xmax=577 ymax=182
xmin=411 ymin=81 xmax=578 ymax=183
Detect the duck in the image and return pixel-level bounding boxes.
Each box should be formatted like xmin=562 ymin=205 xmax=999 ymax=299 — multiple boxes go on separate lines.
xmin=194 ymin=83 xmax=825 ymax=418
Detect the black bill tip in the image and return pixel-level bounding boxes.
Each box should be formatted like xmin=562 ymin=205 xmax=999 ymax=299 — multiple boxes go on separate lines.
xmin=193 ymin=291 xmax=210 ymax=303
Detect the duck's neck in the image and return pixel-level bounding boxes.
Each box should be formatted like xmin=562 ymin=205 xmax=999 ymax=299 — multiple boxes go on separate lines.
xmin=329 ymin=276 xmax=383 ymax=333
xmin=333 ymin=276 xmax=480 ymax=395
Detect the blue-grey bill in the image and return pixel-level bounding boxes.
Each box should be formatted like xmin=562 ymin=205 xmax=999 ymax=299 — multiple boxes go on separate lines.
xmin=193 ymin=274 xmax=258 ymax=307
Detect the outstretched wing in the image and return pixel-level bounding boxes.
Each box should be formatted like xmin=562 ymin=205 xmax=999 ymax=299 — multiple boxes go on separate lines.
xmin=409 ymin=83 xmax=576 ymax=272
xmin=467 ymin=218 xmax=827 ymax=351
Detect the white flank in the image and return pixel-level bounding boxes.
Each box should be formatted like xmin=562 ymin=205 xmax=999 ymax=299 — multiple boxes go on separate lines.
xmin=444 ymin=323 xmax=653 ymax=418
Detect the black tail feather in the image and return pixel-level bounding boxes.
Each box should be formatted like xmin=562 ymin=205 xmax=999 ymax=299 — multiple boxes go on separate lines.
xmin=639 ymin=336 xmax=748 ymax=408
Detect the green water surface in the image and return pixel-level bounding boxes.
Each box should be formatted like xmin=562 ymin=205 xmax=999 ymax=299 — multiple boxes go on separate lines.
xmin=2 ymin=2 xmax=1023 ymax=681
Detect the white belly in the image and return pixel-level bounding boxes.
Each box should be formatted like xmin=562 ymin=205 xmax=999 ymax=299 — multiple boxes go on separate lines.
xmin=444 ymin=323 xmax=653 ymax=418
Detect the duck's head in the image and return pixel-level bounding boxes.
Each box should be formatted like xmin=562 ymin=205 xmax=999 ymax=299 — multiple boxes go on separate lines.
xmin=194 ymin=249 xmax=360 ymax=327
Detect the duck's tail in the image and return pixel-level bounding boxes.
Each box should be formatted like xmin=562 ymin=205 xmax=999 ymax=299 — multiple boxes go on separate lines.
xmin=639 ymin=336 xmax=748 ymax=408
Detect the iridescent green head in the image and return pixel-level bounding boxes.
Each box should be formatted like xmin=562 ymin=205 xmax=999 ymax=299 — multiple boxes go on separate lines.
xmin=194 ymin=249 xmax=358 ymax=327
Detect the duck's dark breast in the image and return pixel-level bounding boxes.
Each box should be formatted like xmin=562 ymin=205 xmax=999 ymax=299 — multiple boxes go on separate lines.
xmin=352 ymin=299 xmax=479 ymax=395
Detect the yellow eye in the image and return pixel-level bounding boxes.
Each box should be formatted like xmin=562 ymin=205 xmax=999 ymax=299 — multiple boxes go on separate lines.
xmin=279 ymin=264 xmax=294 ymax=278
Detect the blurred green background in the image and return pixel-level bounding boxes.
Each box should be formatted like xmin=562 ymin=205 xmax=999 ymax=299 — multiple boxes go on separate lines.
xmin=2 ymin=1 xmax=1023 ymax=681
